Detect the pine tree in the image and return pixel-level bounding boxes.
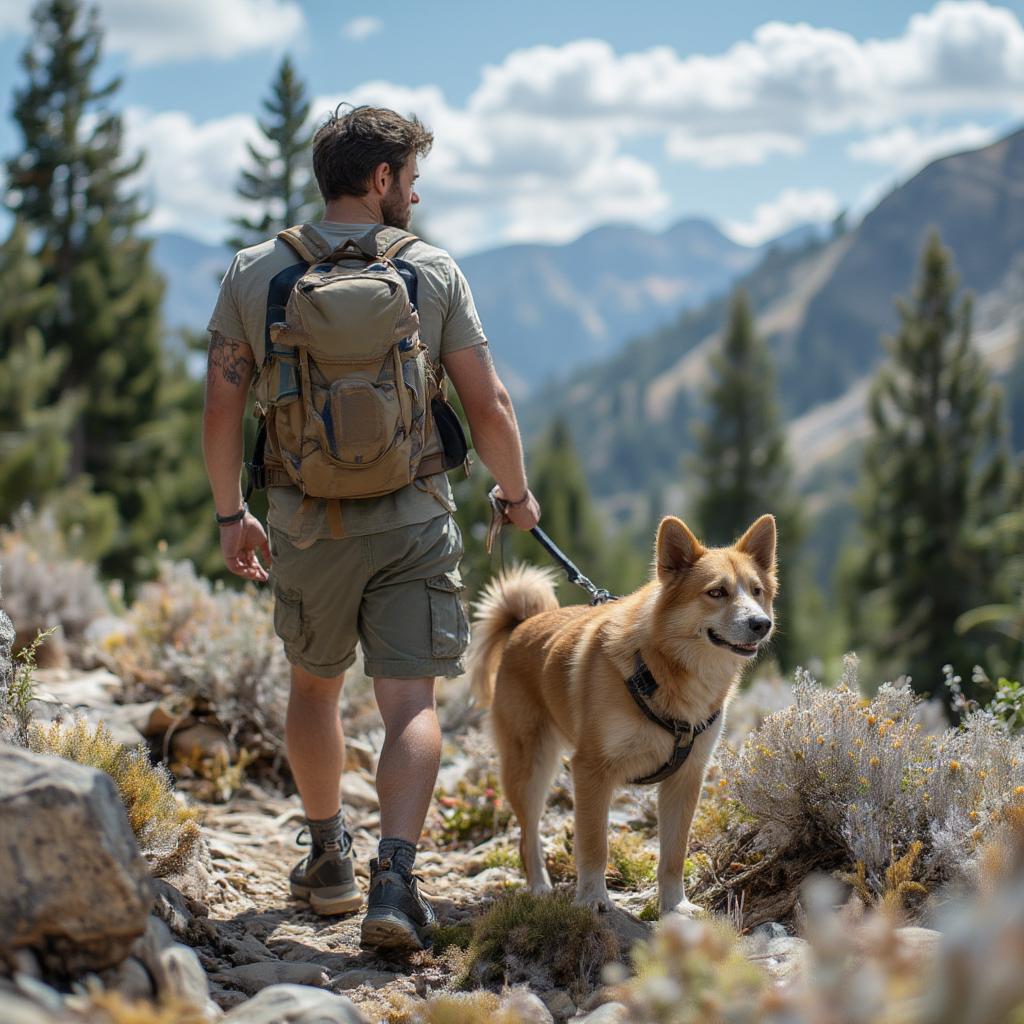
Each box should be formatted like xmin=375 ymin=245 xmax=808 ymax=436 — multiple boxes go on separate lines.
xmin=690 ymin=289 xmax=805 ymax=670
xmin=5 ymin=0 xmax=167 ymax=578
xmin=227 ymin=55 xmax=321 ymax=250
xmin=857 ymin=231 xmax=1014 ymax=695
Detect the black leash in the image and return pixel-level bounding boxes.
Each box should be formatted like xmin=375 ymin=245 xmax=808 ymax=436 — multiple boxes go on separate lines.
xmin=486 ymin=487 xmax=615 ymax=605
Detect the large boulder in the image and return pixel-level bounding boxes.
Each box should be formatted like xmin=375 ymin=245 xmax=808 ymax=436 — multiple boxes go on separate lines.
xmin=0 ymin=745 xmax=153 ymax=974
xmin=221 ymin=984 xmax=368 ymax=1024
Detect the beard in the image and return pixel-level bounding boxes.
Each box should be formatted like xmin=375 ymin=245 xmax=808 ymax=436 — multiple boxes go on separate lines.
xmin=381 ymin=179 xmax=411 ymax=230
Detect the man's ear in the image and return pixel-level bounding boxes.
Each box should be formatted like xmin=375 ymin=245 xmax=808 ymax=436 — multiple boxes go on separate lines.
xmin=736 ymin=514 xmax=776 ymax=574
xmin=656 ymin=517 xmax=704 ymax=582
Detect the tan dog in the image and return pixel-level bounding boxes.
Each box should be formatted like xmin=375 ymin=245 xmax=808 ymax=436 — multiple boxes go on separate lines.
xmin=469 ymin=514 xmax=776 ymax=916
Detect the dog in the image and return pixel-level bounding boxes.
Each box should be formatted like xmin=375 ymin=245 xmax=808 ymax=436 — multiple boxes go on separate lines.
xmin=468 ymin=513 xmax=776 ymax=916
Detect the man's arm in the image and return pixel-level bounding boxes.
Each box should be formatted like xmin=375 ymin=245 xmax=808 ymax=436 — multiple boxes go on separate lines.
xmin=442 ymin=342 xmax=540 ymax=530
xmin=203 ymin=331 xmax=271 ymax=580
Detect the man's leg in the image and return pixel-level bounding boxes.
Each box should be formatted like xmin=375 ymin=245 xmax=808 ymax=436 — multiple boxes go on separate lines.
xmin=360 ymin=676 xmax=440 ymax=952
xmin=373 ymin=676 xmax=440 ymax=841
xmin=285 ymin=663 xmax=361 ymax=915
xmin=286 ymin=663 xmax=345 ymax=818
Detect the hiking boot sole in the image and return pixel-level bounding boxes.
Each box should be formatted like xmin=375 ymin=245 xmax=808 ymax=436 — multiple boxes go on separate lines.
xmin=360 ymin=911 xmax=432 ymax=953
xmin=290 ymin=881 xmax=363 ymax=916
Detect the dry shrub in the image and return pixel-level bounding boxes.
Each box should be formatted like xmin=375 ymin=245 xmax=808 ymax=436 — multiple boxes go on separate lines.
xmin=0 ymin=506 xmax=109 ymax=661
xmin=705 ymin=654 xmax=1024 ymax=922
xmin=104 ymin=559 xmax=289 ymax=763
xmin=28 ymin=717 xmax=200 ymax=876
xmin=607 ymin=829 xmax=658 ymax=890
xmin=381 ymin=990 xmax=528 ymax=1024
xmin=458 ymin=890 xmax=618 ymax=1001
xmin=66 ymin=991 xmax=208 ymax=1023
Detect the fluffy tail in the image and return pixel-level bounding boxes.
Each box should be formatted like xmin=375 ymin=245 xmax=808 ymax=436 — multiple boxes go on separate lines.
xmin=468 ymin=563 xmax=560 ymax=708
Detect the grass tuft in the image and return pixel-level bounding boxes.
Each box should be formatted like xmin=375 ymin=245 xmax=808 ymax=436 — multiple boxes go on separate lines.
xmin=457 ymin=890 xmax=618 ymax=1001
xmin=27 ymin=717 xmax=200 ymax=874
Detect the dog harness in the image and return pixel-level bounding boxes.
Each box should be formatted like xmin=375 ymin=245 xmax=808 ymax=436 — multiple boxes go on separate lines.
xmin=626 ymin=655 xmax=721 ymax=785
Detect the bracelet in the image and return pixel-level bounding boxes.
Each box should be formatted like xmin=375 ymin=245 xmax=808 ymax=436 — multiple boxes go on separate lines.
xmin=503 ymin=490 xmax=530 ymax=508
xmin=215 ymin=501 xmax=248 ymax=526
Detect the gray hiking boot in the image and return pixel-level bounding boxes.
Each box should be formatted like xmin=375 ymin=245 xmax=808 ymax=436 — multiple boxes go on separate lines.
xmin=360 ymin=857 xmax=436 ymax=953
xmin=289 ymin=827 xmax=362 ymax=916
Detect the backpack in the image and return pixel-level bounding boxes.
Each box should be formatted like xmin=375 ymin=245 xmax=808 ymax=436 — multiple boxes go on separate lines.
xmin=248 ymin=225 xmax=467 ymax=503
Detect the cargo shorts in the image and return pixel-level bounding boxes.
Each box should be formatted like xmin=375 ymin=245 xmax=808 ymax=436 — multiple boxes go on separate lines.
xmin=267 ymin=512 xmax=469 ymax=679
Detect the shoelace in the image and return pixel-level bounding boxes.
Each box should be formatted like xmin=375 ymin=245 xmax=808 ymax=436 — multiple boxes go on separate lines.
xmin=295 ymin=825 xmax=353 ymax=858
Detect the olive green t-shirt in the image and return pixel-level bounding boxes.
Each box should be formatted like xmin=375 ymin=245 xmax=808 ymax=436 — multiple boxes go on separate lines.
xmin=207 ymin=221 xmax=487 ymax=546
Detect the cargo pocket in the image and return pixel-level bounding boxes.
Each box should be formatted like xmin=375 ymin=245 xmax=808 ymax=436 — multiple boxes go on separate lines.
xmin=426 ymin=571 xmax=469 ymax=659
xmin=273 ymin=589 xmax=305 ymax=647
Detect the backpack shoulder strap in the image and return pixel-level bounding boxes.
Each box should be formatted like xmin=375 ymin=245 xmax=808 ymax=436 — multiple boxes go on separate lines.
xmin=277 ymin=224 xmax=332 ymax=264
xmin=375 ymin=227 xmax=419 ymax=260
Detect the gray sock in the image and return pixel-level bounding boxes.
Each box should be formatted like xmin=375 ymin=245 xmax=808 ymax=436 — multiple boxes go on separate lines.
xmin=307 ymin=811 xmax=351 ymax=857
xmin=378 ymin=837 xmax=417 ymax=879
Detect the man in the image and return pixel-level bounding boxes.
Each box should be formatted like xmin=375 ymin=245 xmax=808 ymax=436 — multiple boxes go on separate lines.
xmin=203 ymin=105 xmax=540 ymax=953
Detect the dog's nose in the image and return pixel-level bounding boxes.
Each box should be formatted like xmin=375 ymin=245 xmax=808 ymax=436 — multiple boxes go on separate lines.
xmin=747 ymin=615 xmax=772 ymax=637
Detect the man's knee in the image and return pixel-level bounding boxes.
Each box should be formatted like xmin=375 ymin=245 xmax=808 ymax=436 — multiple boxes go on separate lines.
xmin=290 ymin=663 xmax=345 ymax=700
xmin=374 ymin=676 xmax=436 ymax=723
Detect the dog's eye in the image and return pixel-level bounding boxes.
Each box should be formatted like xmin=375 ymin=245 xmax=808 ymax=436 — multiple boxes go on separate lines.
xmin=706 ymin=587 xmax=727 ymax=599
xmin=752 ymin=586 xmax=763 ymax=597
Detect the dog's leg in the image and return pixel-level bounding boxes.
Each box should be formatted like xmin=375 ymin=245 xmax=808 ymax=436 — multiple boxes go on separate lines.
xmin=497 ymin=720 xmax=560 ymax=894
xmin=571 ymin=755 xmax=616 ymax=912
xmin=656 ymin=751 xmax=709 ymax=917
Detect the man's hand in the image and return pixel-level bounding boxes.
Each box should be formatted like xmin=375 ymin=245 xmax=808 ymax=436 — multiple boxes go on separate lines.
xmin=219 ymin=511 xmax=272 ymax=582
xmin=494 ymin=486 xmax=541 ymax=531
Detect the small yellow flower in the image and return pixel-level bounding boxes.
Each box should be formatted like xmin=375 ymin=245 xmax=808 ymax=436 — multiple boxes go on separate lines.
xmin=892 ymin=739 xmax=902 ymax=750
xmin=866 ymin=714 xmax=877 ymax=726
xmin=869 ymin=756 xmax=880 ymax=767
xmin=977 ymin=770 xmax=987 ymax=781
xmin=859 ymin=777 xmax=869 ymax=787
xmin=968 ymin=811 xmax=978 ymax=822
xmin=949 ymin=760 xmax=961 ymax=772
xmin=816 ymin=736 xmax=825 ymax=745
xmin=1013 ymin=785 xmax=1024 ymax=796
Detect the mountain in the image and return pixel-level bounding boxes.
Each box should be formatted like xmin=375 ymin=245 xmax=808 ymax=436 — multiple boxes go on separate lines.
xmin=458 ymin=218 xmax=762 ymax=395
xmin=523 ymin=126 xmax=1024 ymax=528
xmin=148 ymin=218 xmax=774 ymax=390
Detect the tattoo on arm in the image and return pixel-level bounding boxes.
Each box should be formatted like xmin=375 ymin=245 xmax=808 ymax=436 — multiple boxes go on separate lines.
xmin=208 ymin=331 xmax=254 ymax=388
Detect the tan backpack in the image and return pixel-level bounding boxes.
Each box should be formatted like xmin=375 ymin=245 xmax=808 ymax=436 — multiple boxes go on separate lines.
xmin=252 ymin=225 xmax=449 ymax=502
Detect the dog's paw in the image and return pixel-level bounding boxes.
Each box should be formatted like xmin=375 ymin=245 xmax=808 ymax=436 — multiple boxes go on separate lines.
xmin=661 ymin=897 xmax=704 ymax=919
xmin=528 ymin=881 xmax=554 ymax=897
xmin=575 ymin=891 xmax=613 ymax=914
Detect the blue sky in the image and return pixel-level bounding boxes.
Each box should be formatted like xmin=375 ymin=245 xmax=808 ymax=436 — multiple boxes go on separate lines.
xmin=2 ymin=0 xmax=1024 ymax=255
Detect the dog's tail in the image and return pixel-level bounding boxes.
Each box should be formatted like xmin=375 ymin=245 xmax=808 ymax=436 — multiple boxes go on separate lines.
xmin=468 ymin=563 xmax=560 ymax=708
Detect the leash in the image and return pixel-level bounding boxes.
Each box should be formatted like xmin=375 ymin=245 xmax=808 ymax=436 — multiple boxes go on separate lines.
xmin=486 ymin=487 xmax=615 ymax=605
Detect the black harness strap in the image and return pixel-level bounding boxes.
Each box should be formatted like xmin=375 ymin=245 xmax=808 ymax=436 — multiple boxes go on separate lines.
xmin=626 ymin=655 xmax=721 ymax=786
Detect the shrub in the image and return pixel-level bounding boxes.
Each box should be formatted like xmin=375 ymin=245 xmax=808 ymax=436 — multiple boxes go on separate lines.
xmin=0 ymin=625 xmax=54 ymax=744
xmin=457 ymin=891 xmax=618 ymax=1001
xmin=27 ymin=717 xmax=201 ymax=876
xmin=434 ymin=770 xmax=513 ymax=847
xmin=607 ymin=829 xmax=657 ymax=890
xmin=0 ymin=505 xmax=109 ymax=660
xmin=707 ymin=654 xmax=1024 ymax=922
xmin=104 ymin=559 xmax=290 ymax=762
xmin=381 ymin=990 xmax=531 ymax=1024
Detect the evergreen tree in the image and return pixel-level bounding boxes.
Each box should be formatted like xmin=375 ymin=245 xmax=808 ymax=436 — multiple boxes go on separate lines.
xmin=5 ymin=0 xmax=166 ymax=579
xmin=690 ymin=289 xmax=805 ymax=669
xmin=857 ymin=231 xmax=1014 ymax=696
xmin=228 ymin=55 xmax=321 ymax=250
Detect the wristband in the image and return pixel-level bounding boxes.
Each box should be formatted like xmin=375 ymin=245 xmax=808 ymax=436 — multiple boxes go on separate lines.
xmin=215 ymin=501 xmax=248 ymax=526
xmin=503 ymin=490 xmax=530 ymax=508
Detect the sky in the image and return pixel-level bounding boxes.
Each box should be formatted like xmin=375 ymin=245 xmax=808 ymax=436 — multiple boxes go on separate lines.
xmin=1 ymin=0 xmax=1023 ymax=256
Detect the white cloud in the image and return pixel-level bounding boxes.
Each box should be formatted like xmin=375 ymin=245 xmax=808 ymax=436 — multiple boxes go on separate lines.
xmin=343 ymin=16 xmax=382 ymax=42
xmin=125 ymin=108 xmax=260 ymax=241
xmin=725 ymin=188 xmax=840 ymax=247
xmin=0 ymin=0 xmax=305 ymax=66
xmin=847 ymin=122 xmax=997 ymax=172
xmin=666 ymin=131 xmax=804 ymax=168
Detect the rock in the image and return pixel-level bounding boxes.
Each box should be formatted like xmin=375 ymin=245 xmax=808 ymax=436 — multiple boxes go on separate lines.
xmin=538 ymin=988 xmax=576 ymax=1021
xmin=343 ymin=737 xmax=377 ymax=773
xmin=223 ymin=934 xmax=277 ymax=966
xmin=328 ymin=968 xmax=397 ymax=991
xmin=0 ymin=594 xmax=14 ymax=695
xmin=340 ymin=771 xmax=378 ymax=811
xmin=741 ymin=934 xmax=809 ymax=983
xmin=220 ymin=983 xmax=368 ymax=1023
xmin=578 ymin=1002 xmax=630 ymax=1023
xmin=171 ymin=723 xmax=234 ymax=764
xmin=0 ymin=991 xmax=64 ymax=1024
xmin=499 ymin=987 xmax=555 ymax=1023
xmin=604 ymin=906 xmax=652 ymax=956
xmin=160 ymin=833 xmax=214 ymax=902
xmin=32 ymin=668 xmax=122 ymax=709
xmin=152 ymin=879 xmax=195 ymax=939
xmin=159 ymin=945 xmax=215 ymax=1015
xmin=216 ymin=961 xmax=330 ymax=996
xmin=0 ymin=745 xmax=152 ymax=973
xmin=99 ymin=956 xmax=154 ymax=1001
xmin=751 ymin=921 xmax=788 ymax=940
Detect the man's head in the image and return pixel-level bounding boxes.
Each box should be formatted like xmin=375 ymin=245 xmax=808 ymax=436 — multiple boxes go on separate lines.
xmin=312 ymin=105 xmax=433 ymax=229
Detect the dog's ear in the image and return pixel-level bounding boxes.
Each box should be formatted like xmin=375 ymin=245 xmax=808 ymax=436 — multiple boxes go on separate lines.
xmin=656 ymin=517 xmax=704 ymax=582
xmin=736 ymin=514 xmax=776 ymax=574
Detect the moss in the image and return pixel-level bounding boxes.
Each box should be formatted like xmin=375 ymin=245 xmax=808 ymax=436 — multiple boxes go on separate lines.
xmin=458 ymin=890 xmax=618 ymax=1001
xmin=607 ymin=830 xmax=657 ymax=890
xmin=28 ymin=717 xmax=200 ymax=873
xmin=431 ymin=921 xmax=474 ymax=955
xmin=480 ymin=844 xmax=522 ymax=872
